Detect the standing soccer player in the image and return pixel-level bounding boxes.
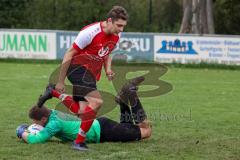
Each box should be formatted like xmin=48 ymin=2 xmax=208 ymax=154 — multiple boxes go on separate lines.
xmin=38 ymin=6 xmax=128 ymax=151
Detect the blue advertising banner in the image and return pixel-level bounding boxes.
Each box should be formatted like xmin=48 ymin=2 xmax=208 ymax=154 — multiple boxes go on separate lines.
xmin=113 ymin=33 xmax=154 ymax=62
xmin=56 ymin=31 xmax=78 ymax=59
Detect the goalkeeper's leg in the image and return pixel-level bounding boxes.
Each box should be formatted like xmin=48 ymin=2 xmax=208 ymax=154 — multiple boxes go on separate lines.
xmin=116 ymin=76 xmax=147 ymax=124
xmin=128 ymin=90 xmax=147 ymax=124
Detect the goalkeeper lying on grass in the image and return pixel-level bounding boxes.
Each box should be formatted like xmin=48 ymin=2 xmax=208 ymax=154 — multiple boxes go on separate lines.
xmin=16 ymin=77 xmax=151 ymax=145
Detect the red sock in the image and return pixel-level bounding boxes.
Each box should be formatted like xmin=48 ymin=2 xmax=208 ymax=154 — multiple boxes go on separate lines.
xmin=51 ymin=89 xmax=80 ymax=113
xmin=51 ymin=89 xmax=61 ymax=98
xmin=75 ymin=106 xmax=96 ymax=144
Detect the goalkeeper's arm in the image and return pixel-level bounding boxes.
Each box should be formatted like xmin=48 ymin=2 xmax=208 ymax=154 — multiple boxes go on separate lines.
xmin=21 ymin=129 xmax=53 ymax=144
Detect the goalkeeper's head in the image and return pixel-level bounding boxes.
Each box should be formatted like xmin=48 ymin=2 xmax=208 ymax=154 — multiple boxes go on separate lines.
xmin=29 ymin=105 xmax=51 ymax=127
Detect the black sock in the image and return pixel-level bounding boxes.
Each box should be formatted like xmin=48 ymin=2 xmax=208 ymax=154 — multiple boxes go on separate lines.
xmin=129 ymin=92 xmax=147 ymax=124
xmin=119 ymin=101 xmax=133 ymax=124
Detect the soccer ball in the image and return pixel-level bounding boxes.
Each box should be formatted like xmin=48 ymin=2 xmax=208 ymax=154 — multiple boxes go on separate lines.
xmin=27 ymin=124 xmax=44 ymax=134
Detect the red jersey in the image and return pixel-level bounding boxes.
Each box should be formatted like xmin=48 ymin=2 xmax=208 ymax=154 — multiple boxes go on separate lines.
xmin=71 ymin=22 xmax=120 ymax=81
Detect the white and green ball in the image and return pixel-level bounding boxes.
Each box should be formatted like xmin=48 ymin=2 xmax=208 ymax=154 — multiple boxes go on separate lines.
xmin=27 ymin=124 xmax=44 ymax=134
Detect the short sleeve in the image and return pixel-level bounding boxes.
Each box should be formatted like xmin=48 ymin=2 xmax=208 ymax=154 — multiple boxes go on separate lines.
xmin=74 ymin=30 xmax=93 ymax=49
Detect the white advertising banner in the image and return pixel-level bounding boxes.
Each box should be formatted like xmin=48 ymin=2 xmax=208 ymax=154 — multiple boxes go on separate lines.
xmin=154 ymin=35 xmax=240 ymax=65
xmin=0 ymin=30 xmax=56 ymax=59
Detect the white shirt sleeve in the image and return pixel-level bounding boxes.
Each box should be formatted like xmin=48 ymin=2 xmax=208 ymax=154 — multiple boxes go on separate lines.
xmin=74 ymin=23 xmax=101 ymax=49
xmin=74 ymin=30 xmax=93 ymax=49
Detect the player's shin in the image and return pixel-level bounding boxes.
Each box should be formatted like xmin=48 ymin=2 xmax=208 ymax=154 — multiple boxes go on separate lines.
xmin=52 ymin=90 xmax=80 ymax=113
xmin=129 ymin=94 xmax=147 ymax=124
xmin=119 ymin=101 xmax=133 ymax=124
xmin=75 ymin=106 xmax=96 ymax=144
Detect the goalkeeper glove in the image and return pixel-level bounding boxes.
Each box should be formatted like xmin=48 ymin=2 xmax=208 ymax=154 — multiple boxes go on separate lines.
xmin=16 ymin=124 xmax=28 ymax=139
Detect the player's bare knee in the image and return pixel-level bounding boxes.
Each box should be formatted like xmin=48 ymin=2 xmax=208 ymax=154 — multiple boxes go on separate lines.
xmin=94 ymin=98 xmax=103 ymax=107
xmin=94 ymin=102 xmax=102 ymax=112
xmin=89 ymin=98 xmax=103 ymax=110
xmin=98 ymin=98 xmax=103 ymax=106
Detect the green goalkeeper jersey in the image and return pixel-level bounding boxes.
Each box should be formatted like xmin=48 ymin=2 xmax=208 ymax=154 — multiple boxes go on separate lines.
xmin=27 ymin=110 xmax=101 ymax=144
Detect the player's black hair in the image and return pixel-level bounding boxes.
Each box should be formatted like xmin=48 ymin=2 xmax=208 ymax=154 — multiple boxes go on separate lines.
xmin=107 ymin=6 xmax=128 ymax=22
xmin=29 ymin=105 xmax=51 ymax=120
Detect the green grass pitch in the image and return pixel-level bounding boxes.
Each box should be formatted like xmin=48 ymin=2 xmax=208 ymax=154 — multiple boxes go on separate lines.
xmin=0 ymin=62 xmax=239 ymax=160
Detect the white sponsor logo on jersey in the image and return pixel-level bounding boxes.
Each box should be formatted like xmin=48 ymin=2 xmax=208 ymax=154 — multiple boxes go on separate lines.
xmin=98 ymin=46 xmax=110 ymax=57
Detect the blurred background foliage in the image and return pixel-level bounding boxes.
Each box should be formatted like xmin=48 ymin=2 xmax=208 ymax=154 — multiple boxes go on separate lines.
xmin=0 ymin=0 xmax=239 ymax=34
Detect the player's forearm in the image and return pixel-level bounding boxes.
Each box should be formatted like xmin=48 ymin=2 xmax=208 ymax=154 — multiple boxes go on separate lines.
xmin=22 ymin=131 xmax=29 ymax=143
xmin=104 ymin=55 xmax=112 ymax=72
xmin=23 ymin=132 xmax=50 ymax=144
xmin=58 ymin=60 xmax=70 ymax=83
xmin=21 ymin=131 xmax=41 ymax=144
xmin=58 ymin=48 xmax=74 ymax=83
xmin=21 ymin=131 xmax=43 ymax=144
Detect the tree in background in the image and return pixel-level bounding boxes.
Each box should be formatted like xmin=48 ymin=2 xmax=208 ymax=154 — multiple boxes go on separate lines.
xmin=152 ymin=0 xmax=182 ymax=33
xmin=179 ymin=0 xmax=215 ymax=34
xmin=0 ymin=0 xmax=239 ymax=35
xmin=0 ymin=0 xmax=29 ymax=28
xmin=214 ymin=0 xmax=240 ymax=35
xmin=0 ymin=0 xmax=182 ymax=32
xmin=24 ymin=0 xmax=115 ymax=30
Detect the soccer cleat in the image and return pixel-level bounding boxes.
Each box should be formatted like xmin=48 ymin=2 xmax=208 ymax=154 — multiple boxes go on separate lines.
xmin=124 ymin=76 xmax=145 ymax=93
xmin=72 ymin=141 xmax=89 ymax=151
xmin=115 ymin=76 xmax=145 ymax=104
xmin=129 ymin=76 xmax=145 ymax=87
xmin=37 ymin=84 xmax=55 ymax=108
